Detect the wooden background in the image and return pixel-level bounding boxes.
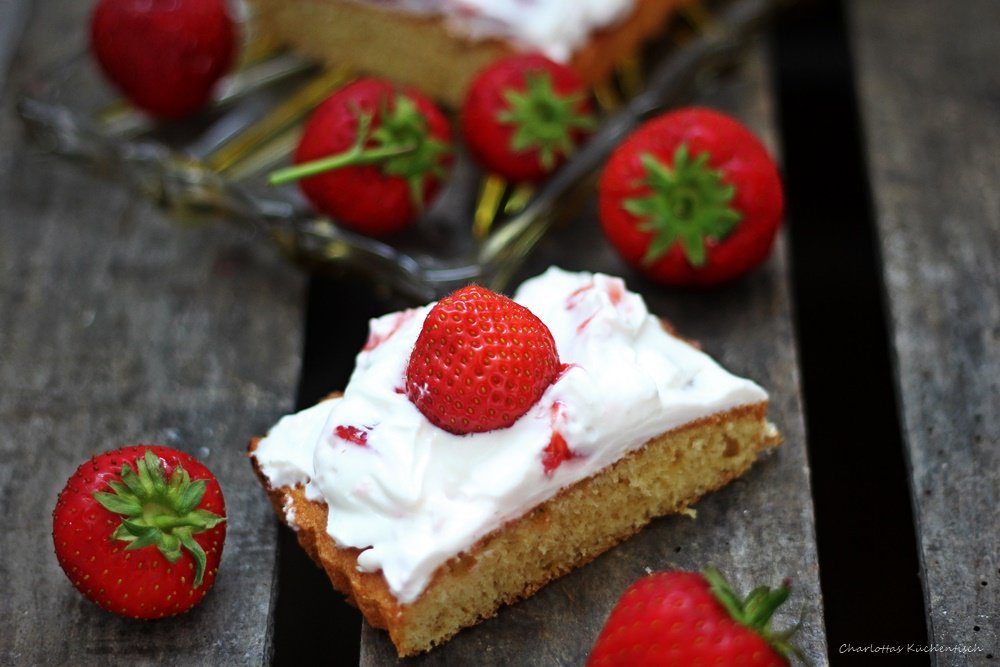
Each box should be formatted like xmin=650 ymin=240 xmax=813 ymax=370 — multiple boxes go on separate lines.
xmin=1 ymin=0 xmax=997 ymax=665
xmin=849 ymin=0 xmax=1000 ymax=661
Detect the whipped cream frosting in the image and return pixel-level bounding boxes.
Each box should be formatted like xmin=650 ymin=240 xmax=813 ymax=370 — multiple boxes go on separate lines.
xmin=253 ymin=267 xmax=767 ymax=603
xmin=351 ymin=0 xmax=637 ymax=62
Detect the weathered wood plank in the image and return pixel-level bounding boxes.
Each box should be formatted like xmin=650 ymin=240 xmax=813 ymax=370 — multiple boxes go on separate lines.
xmin=849 ymin=0 xmax=1000 ymax=661
xmin=0 ymin=0 xmax=32 ymax=95
xmin=360 ymin=44 xmax=828 ymax=665
xmin=0 ymin=1 xmax=306 ymax=664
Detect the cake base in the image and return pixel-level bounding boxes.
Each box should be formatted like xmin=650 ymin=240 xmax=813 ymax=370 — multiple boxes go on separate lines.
xmin=247 ymin=0 xmax=694 ymax=106
xmin=249 ymin=401 xmax=780 ymax=657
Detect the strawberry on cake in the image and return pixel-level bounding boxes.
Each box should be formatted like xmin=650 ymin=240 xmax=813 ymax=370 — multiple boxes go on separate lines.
xmin=249 ymin=266 xmax=780 ymax=656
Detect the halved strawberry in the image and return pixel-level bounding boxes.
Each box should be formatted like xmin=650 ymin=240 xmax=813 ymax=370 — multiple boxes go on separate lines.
xmin=52 ymin=446 xmax=226 ymax=619
xmin=404 ymin=285 xmax=561 ymax=435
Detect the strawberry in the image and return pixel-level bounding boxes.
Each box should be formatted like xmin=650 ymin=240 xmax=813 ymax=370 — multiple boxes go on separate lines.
xmin=598 ymin=107 xmax=784 ymax=287
xmin=461 ymin=54 xmax=596 ymax=183
xmin=270 ymin=78 xmax=453 ymax=237
xmin=404 ymin=285 xmax=561 ymax=435
xmin=587 ymin=569 xmax=800 ymax=666
xmin=90 ymin=0 xmax=236 ymax=120
xmin=52 ymin=446 xmax=226 ymax=619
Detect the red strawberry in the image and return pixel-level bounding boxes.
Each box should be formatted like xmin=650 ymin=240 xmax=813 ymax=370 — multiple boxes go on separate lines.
xmin=52 ymin=446 xmax=226 ymax=619
xmin=90 ymin=0 xmax=235 ymax=119
xmin=461 ymin=54 xmax=596 ymax=183
xmin=404 ymin=285 xmax=561 ymax=435
xmin=587 ymin=569 xmax=799 ymax=666
xmin=270 ymin=78 xmax=453 ymax=237
xmin=599 ymin=107 xmax=784 ymax=287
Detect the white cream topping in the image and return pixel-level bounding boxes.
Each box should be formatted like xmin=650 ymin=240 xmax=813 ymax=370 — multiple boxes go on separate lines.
xmin=350 ymin=0 xmax=637 ymax=62
xmin=253 ymin=267 xmax=767 ymax=603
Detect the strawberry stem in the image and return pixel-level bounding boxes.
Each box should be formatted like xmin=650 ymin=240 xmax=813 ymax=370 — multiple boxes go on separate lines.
xmin=269 ymin=93 xmax=450 ymax=211
xmin=268 ymin=143 xmax=418 ymax=185
xmin=150 ymin=514 xmax=211 ymax=530
xmin=93 ymin=449 xmax=225 ymax=588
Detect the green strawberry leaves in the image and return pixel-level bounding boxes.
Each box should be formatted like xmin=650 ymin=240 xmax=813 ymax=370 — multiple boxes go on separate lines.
xmin=703 ymin=567 xmax=803 ymax=663
xmin=93 ymin=449 xmax=225 ymax=587
xmin=624 ymin=143 xmax=742 ymax=267
xmin=497 ymin=71 xmax=596 ymax=172
xmin=372 ymin=95 xmax=452 ymax=211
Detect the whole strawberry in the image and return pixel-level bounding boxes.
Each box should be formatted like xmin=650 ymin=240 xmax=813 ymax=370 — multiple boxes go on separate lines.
xmin=90 ymin=0 xmax=235 ymax=119
xmin=270 ymin=78 xmax=453 ymax=237
xmin=461 ymin=54 xmax=596 ymax=183
xmin=405 ymin=285 xmax=561 ymax=434
xmin=52 ymin=446 xmax=226 ymax=619
xmin=587 ymin=569 xmax=799 ymax=666
xmin=599 ymin=107 xmax=784 ymax=287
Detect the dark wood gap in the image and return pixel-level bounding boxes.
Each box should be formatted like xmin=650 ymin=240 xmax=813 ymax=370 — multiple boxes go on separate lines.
xmin=271 ymin=275 xmax=381 ymax=665
xmin=770 ymin=0 xmax=929 ymax=659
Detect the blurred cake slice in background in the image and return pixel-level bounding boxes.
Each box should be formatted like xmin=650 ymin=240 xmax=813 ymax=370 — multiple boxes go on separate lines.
xmin=248 ymin=0 xmax=694 ymax=105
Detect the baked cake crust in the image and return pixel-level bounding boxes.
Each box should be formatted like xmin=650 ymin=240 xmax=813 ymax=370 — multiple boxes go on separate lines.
xmin=249 ymin=399 xmax=780 ymax=656
xmin=248 ymin=0 xmax=695 ymax=105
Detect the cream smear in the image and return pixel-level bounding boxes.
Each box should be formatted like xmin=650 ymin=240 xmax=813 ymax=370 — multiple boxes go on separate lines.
xmin=252 ymin=267 xmax=767 ymax=603
xmin=350 ymin=0 xmax=637 ymax=62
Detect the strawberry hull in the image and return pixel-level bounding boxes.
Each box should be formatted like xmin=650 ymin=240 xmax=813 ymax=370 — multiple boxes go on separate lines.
xmin=52 ymin=445 xmax=226 ymax=619
xmin=599 ymin=107 xmax=784 ymax=287
xmin=461 ymin=54 xmax=596 ymax=183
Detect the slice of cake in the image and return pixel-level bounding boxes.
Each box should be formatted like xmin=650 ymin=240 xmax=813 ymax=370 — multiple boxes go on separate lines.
xmin=248 ymin=0 xmax=694 ymax=105
xmin=249 ymin=266 xmax=780 ymax=656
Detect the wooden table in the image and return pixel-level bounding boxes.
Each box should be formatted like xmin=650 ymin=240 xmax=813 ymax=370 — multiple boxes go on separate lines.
xmin=0 ymin=1 xmax=995 ymax=665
